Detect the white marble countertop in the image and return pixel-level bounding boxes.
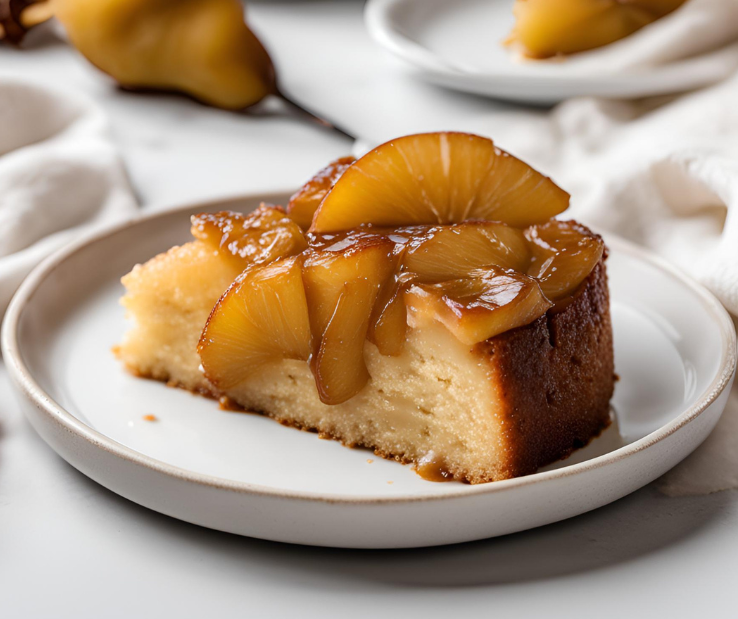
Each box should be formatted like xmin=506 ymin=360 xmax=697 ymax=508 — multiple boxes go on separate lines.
xmin=1 ymin=2 xmax=738 ymax=617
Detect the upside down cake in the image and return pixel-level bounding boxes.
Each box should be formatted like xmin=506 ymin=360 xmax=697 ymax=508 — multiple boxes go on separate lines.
xmin=117 ymin=132 xmax=614 ymax=484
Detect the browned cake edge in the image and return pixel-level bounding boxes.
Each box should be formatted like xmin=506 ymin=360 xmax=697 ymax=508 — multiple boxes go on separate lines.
xmin=477 ymin=257 xmax=614 ymax=481
xmin=115 ymin=354 xmax=219 ymax=399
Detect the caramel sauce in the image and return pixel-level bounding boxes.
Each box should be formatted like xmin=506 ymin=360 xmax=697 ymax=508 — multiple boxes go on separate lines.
xmin=525 ymin=220 xmax=604 ymax=301
xmin=305 ymin=226 xmax=412 ymax=255
xmin=414 ymin=453 xmax=455 ymax=482
xmin=286 ymin=156 xmax=356 ymax=229
xmin=191 ymin=205 xmax=306 ymax=268
xmin=218 ymin=396 xmax=244 ymax=412
xmin=303 ymin=221 xmax=602 ymax=324
xmin=199 ymin=214 xmax=604 ymax=407
xmin=218 ymin=397 xmax=263 ymax=415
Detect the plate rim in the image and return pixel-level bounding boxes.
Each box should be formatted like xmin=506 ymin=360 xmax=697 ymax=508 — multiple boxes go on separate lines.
xmin=2 ymin=192 xmax=736 ymax=505
xmin=363 ymin=0 xmax=735 ymax=92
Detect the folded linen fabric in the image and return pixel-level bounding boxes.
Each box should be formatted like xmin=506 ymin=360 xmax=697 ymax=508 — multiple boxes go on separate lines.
xmin=0 ymin=76 xmax=137 ymax=312
xmin=474 ymin=75 xmax=738 ymax=316
xmin=351 ymin=73 xmax=738 ymax=316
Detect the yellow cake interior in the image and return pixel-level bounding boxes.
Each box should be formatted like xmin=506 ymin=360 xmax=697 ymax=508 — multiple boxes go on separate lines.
xmin=118 ymin=241 xmax=242 ymax=392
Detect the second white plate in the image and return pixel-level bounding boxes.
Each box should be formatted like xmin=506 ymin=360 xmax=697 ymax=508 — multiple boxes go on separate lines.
xmin=365 ymin=0 xmax=738 ymax=104
xmin=3 ymin=193 xmax=735 ymax=548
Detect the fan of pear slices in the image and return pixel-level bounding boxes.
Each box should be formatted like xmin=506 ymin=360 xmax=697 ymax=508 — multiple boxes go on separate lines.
xmin=197 ymin=133 xmax=605 ymax=405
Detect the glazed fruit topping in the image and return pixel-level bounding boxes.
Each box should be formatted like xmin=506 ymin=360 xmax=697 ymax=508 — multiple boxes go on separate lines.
xmin=526 ymin=220 xmax=604 ymax=301
xmin=405 ymin=266 xmax=552 ymax=346
xmin=192 ymin=204 xmax=307 ymax=269
xmin=198 ymin=132 xmax=606 ymax=404
xmin=402 ymin=221 xmax=531 ymax=280
xmin=302 ymin=233 xmax=397 ymax=404
xmin=287 ymin=156 xmax=355 ymax=229
xmin=310 ymin=132 xmax=569 ymax=232
xmin=199 ymin=256 xmax=312 ymax=390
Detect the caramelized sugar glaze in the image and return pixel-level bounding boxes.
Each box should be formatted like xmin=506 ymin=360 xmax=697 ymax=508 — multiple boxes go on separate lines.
xmin=197 ymin=133 xmax=607 ymax=408
xmin=195 ymin=210 xmax=604 ymax=406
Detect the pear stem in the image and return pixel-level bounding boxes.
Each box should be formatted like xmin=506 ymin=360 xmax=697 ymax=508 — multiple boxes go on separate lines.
xmin=278 ymin=92 xmax=356 ymax=142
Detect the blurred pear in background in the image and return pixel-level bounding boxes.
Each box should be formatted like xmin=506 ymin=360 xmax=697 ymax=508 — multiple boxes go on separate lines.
xmin=53 ymin=0 xmax=276 ymax=109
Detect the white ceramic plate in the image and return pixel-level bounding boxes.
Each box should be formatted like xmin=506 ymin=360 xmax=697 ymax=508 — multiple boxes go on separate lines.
xmin=365 ymin=0 xmax=738 ymax=104
xmin=3 ymin=193 xmax=735 ymax=549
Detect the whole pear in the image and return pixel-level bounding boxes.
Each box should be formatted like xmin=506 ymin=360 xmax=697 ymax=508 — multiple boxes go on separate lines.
xmin=52 ymin=0 xmax=277 ymax=109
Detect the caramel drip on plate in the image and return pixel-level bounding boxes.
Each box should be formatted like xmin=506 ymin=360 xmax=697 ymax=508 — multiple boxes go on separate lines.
xmin=414 ymin=453 xmax=455 ymax=482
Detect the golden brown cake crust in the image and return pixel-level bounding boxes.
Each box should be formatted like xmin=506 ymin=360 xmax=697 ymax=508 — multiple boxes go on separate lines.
xmin=478 ymin=258 xmax=614 ymax=481
xmin=120 ymin=247 xmax=614 ymax=485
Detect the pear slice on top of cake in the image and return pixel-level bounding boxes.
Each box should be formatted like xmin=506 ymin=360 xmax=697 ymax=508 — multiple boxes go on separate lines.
xmin=117 ymin=132 xmax=614 ymax=484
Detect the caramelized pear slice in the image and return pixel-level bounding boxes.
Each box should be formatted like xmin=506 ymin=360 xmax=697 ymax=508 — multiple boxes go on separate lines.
xmin=310 ymin=132 xmax=568 ymax=232
xmin=403 ymin=221 xmax=531 ymax=281
xmin=406 ymin=267 xmax=552 ymax=346
xmin=312 ymin=279 xmax=376 ymax=405
xmin=287 ymin=156 xmax=355 ymax=229
xmin=198 ymin=256 xmax=312 ymax=390
xmin=367 ymin=275 xmax=407 ymax=357
xmin=302 ymin=232 xmax=396 ymax=404
xmin=526 ymin=220 xmax=604 ymax=301
xmin=508 ymin=0 xmax=686 ymax=59
xmin=191 ymin=205 xmax=307 ymax=269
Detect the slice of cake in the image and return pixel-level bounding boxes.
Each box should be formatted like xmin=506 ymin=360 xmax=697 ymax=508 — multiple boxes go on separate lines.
xmin=118 ymin=132 xmax=614 ymax=484
xmin=506 ymin=0 xmax=687 ymax=59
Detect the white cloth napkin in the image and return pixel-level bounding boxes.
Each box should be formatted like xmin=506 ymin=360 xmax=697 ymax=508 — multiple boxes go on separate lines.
xmin=476 ymin=76 xmax=738 ymax=316
xmin=0 ymin=76 xmax=137 ymax=312
xmin=348 ymin=2 xmax=738 ymax=315
xmin=353 ymin=73 xmax=738 ymax=315
xmin=540 ymin=0 xmax=738 ymax=73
